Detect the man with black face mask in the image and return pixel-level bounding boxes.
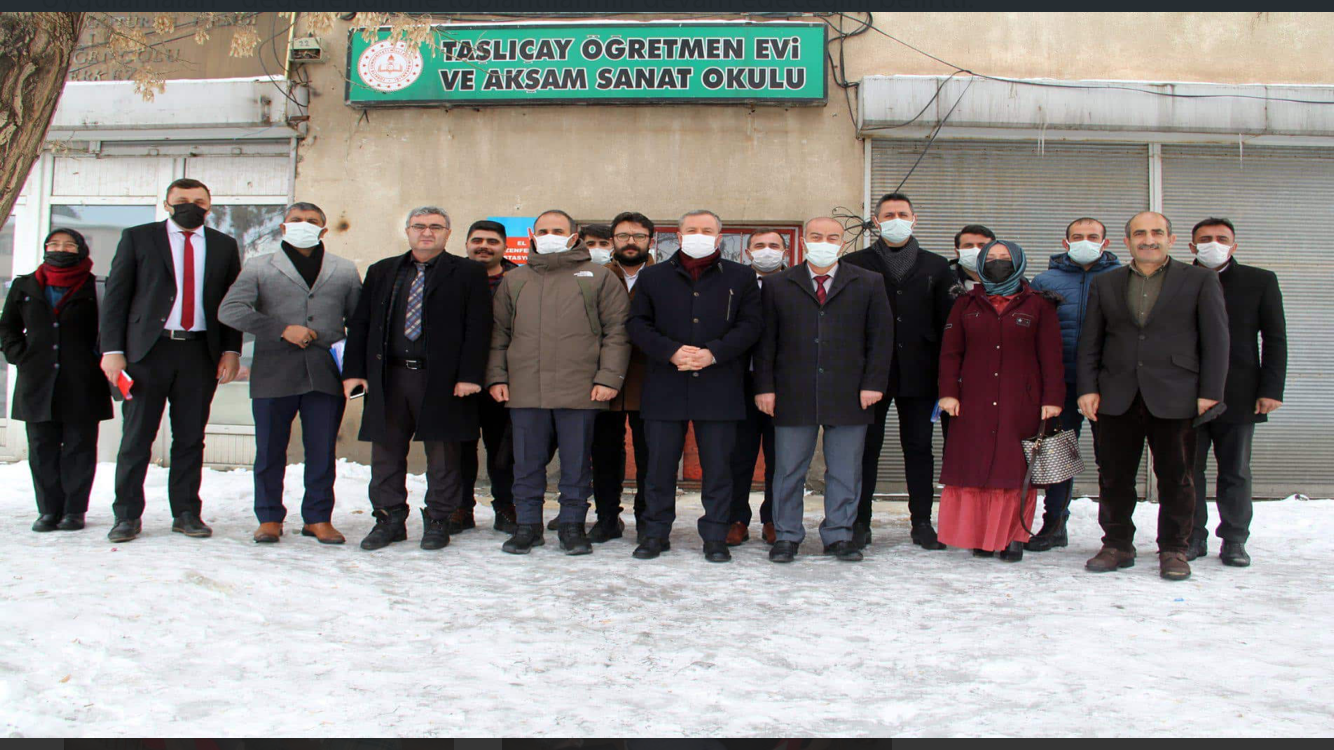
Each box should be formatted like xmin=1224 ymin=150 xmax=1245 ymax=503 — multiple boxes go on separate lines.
xmin=99 ymin=178 xmax=244 ymax=543
xmin=588 ymin=211 xmax=656 ymax=543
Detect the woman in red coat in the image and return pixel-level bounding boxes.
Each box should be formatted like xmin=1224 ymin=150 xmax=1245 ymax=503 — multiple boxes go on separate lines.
xmin=937 ymin=240 xmax=1065 ymax=561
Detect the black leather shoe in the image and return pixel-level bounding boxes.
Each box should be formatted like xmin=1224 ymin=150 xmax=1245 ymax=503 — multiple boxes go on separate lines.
xmin=588 ymin=515 xmax=625 ymax=543
xmin=824 ymin=540 xmax=864 ymax=562
xmin=911 ymin=521 xmax=947 ymax=550
xmin=502 ymin=523 xmax=545 ymax=554
xmin=1185 ymin=536 xmax=1208 ymax=561
xmin=360 ymin=505 xmax=410 ymax=550
xmin=1220 ymin=541 xmax=1251 ymax=567
xmin=493 ymin=503 xmax=518 ymax=534
xmin=972 ymin=549 xmax=995 ymax=558
xmin=851 ymin=522 xmax=873 ymax=551
xmin=632 ymin=536 xmax=670 ymax=560
xmin=172 ymin=512 xmax=212 ymax=538
xmin=703 ymin=540 xmax=731 ymax=563
xmin=998 ymin=540 xmax=1025 ymax=562
xmin=32 ymin=514 xmax=60 ymax=532
xmin=769 ymin=540 xmax=798 ymax=563
xmin=107 ymin=518 xmax=142 ymax=543
xmin=1025 ymin=514 xmax=1068 ymax=552
xmin=445 ymin=508 xmax=475 ymax=534
xmin=546 ymin=517 xmax=560 ymax=531
xmin=56 ymin=513 xmax=85 ymax=531
xmin=420 ymin=508 xmax=451 ymax=550
xmin=558 ymin=522 xmax=593 ymax=555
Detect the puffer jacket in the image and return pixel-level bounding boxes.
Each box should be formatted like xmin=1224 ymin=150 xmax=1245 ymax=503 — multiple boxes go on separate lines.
xmin=486 ymin=243 xmax=631 ymax=410
xmin=1029 ymin=250 xmax=1120 ymax=383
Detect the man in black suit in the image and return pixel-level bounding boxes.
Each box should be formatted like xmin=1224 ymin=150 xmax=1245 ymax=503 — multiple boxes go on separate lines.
xmin=342 ymin=206 xmax=492 ymax=553
xmin=1078 ymin=211 xmax=1229 ymax=581
xmin=841 ymin=192 xmax=955 ymax=551
xmin=1186 ymin=217 xmax=1287 ymax=567
xmin=625 ymin=209 xmax=763 ymax=562
xmin=100 ymin=178 xmax=243 ymax=543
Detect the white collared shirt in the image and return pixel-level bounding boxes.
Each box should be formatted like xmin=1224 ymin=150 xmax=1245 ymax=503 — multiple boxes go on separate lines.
xmin=808 ymin=261 xmax=838 ymax=293
xmin=621 ymin=263 xmax=643 ymax=292
xmin=165 ymin=218 xmax=207 ymax=332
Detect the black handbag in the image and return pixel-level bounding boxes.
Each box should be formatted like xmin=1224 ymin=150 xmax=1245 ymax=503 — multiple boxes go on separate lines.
xmin=1018 ymin=417 xmax=1084 ymax=535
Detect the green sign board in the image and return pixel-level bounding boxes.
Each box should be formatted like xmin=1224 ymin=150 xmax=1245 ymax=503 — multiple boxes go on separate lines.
xmin=346 ymin=22 xmax=827 ymax=107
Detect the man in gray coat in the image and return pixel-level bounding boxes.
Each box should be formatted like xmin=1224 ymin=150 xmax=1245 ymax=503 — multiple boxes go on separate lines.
xmin=754 ymin=217 xmax=894 ymax=563
xmin=219 ymin=202 xmax=362 ymax=545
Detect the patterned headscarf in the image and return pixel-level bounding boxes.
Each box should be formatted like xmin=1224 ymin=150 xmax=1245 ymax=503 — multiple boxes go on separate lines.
xmin=978 ymin=239 xmax=1027 ymax=296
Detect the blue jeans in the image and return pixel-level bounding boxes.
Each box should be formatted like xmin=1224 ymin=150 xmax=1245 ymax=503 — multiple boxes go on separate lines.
xmin=1041 ymin=385 xmax=1097 ymax=519
xmin=253 ymin=391 xmax=345 ymax=524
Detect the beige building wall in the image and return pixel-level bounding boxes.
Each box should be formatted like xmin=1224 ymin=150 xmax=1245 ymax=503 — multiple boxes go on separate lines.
xmin=293 ymin=11 xmax=1332 ymax=463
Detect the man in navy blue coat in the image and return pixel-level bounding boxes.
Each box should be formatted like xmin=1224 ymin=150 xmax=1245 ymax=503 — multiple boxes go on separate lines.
xmin=1027 ymin=217 xmax=1121 ymax=550
xmin=626 ymin=209 xmax=762 ymax=562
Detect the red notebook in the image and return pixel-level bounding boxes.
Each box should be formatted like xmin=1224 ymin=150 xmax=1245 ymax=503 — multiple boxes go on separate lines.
xmin=112 ymin=371 xmax=134 ymax=401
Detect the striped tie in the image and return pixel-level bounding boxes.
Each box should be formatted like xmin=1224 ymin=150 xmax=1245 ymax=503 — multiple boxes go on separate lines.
xmin=404 ymin=262 xmax=425 ymax=341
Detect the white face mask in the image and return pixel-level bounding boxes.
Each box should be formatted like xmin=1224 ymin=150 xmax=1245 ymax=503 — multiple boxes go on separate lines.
xmin=804 ymin=241 xmax=840 ymax=268
xmin=878 ymin=217 xmax=914 ymax=245
xmin=283 ymin=221 xmax=323 ymax=249
xmin=533 ymin=233 xmax=572 ymax=254
xmin=1066 ymin=239 xmax=1104 ymax=266
xmin=957 ymin=246 xmax=983 ymax=272
xmin=1195 ymin=241 xmax=1233 ymax=269
xmin=679 ymin=233 xmax=718 ymax=259
xmin=588 ymin=247 xmax=612 ymax=265
xmin=749 ymin=248 xmax=785 ymax=272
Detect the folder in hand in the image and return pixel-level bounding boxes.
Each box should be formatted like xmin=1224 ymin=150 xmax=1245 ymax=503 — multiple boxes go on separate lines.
xmin=111 ymin=371 xmax=134 ymax=402
xmin=1192 ymin=401 xmax=1227 ymax=428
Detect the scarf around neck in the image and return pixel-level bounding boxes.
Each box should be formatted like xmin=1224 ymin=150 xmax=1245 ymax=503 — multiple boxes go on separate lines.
xmin=34 ymin=256 xmax=94 ymax=313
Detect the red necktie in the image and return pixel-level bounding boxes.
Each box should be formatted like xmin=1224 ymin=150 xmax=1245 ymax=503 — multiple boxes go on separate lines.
xmin=815 ymin=274 xmax=829 ymax=305
xmin=181 ymin=230 xmax=195 ymax=330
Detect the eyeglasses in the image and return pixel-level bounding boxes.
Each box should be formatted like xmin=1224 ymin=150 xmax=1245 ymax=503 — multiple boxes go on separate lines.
xmin=409 ymin=224 xmax=449 ymax=233
xmin=614 ymin=233 xmax=651 ymax=242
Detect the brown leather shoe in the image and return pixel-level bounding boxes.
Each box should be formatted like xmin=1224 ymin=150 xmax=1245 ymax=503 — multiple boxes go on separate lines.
xmin=725 ymin=522 xmax=750 ymax=546
xmin=253 ymin=522 xmax=282 ymax=544
xmin=1159 ymin=550 xmax=1192 ymax=581
xmin=762 ymin=522 xmax=777 ymax=545
xmin=1085 ymin=545 xmax=1136 ymax=572
xmin=302 ymin=522 xmax=346 ymax=545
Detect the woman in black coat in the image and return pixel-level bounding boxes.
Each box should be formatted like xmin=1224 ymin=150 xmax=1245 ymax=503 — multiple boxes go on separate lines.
xmin=0 ymin=229 xmax=114 ymax=531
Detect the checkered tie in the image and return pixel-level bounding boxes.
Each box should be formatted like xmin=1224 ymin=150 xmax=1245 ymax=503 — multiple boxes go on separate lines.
xmin=404 ymin=262 xmax=425 ymax=341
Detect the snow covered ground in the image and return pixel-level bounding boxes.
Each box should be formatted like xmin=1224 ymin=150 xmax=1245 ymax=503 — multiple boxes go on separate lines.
xmin=0 ymin=459 xmax=1331 ymax=738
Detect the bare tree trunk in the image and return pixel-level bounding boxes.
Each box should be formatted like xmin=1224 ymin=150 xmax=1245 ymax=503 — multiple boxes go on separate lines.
xmin=0 ymin=12 xmax=84 ymax=221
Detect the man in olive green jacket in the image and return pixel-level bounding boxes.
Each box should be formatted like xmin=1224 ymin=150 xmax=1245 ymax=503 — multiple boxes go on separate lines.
xmin=487 ymin=209 xmax=631 ymax=556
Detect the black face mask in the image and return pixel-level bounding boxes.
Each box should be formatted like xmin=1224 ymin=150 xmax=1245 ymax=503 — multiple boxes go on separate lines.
xmin=983 ymin=259 xmax=1015 ymax=282
xmin=44 ymin=251 xmax=81 ymax=268
xmin=614 ymin=245 xmax=647 ymax=267
xmin=170 ymin=202 xmax=208 ymax=230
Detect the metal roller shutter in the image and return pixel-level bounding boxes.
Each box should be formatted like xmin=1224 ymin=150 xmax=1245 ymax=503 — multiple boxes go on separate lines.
xmin=1161 ymin=145 xmax=1334 ymax=498
xmin=868 ymin=139 xmax=1149 ymax=495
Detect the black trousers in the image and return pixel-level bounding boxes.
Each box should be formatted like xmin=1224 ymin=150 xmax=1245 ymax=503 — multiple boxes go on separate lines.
xmin=113 ymin=338 xmax=218 ymax=520
xmin=460 ymin=393 xmax=515 ymax=512
xmin=642 ymin=419 xmax=737 ymax=543
xmin=1193 ymin=421 xmax=1256 ymax=544
xmin=858 ymin=395 xmax=938 ymax=525
xmin=25 ymin=420 xmax=99 ymax=517
xmin=728 ymin=393 xmax=775 ymax=525
xmin=368 ymin=366 xmax=464 ymax=521
xmin=1095 ymin=392 xmax=1197 ymax=553
xmin=592 ymin=409 xmax=648 ymax=523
